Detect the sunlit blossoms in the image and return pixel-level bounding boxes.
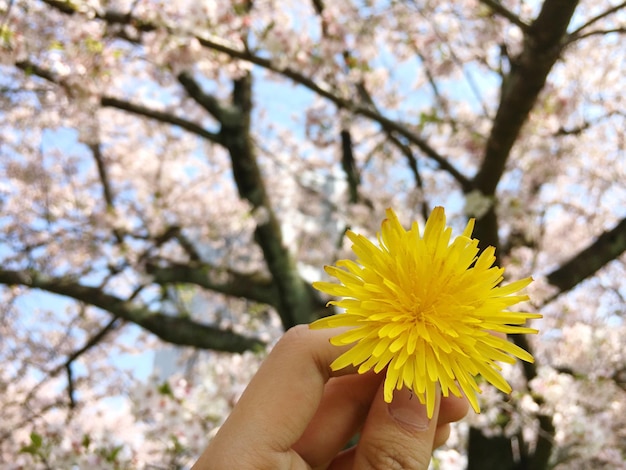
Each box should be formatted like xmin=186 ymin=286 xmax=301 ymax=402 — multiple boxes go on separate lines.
xmin=2 ymin=0 xmax=625 ymax=467
xmin=311 ymin=207 xmax=541 ymax=417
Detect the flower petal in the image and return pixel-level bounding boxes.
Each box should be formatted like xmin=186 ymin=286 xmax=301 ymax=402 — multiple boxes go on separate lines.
xmin=309 ymin=207 xmax=540 ymax=418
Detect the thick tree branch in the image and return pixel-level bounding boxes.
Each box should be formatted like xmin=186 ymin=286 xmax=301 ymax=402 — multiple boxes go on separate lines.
xmin=15 ymin=59 xmax=58 ymax=83
xmin=40 ymin=0 xmax=77 ymax=14
xmin=471 ymin=0 xmax=579 ymax=250
xmin=41 ymin=0 xmax=157 ymax=32
xmin=101 ymin=96 xmax=222 ymax=144
xmin=175 ymin=232 xmax=202 ymax=262
xmin=340 ymin=129 xmax=360 ymax=204
xmin=478 ymin=0 xmax=531 ymax=31
xmin=469 ymin=4 xmax=580 ymax=451
xmin=177 ymin=71 xmax=232 ymax=124
xmin=25 ymin=3 xmax=325 ymax=329
xmin=89 ymin=143 xmax=115 ymax=209
xmin=475 ymin=0 xmax=579 ymax=195
xmin=546 ymin=216 xmax=626 ymax=295
xmin=0 ymin=269 xmax=265 ymax=352
xmin=146 ymin=261 xmax=279 ymax=307
xmin=222 ymin=74 xmax=321 ymax=327
xmin=65 ymin=363 xmax=76 ymax=409
xmin=15 ymin=59 xmax=222 ymax=144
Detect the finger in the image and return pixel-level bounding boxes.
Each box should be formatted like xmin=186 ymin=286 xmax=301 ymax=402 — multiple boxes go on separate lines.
xmin=352 ymin=383 xmax=441 ymax=470
xmin=292 ymin=370 xmax=383 ymax=468
xmin=327 ymin=447 xmax=356 ymax=470
xmin=439 ymin=394 xmax=469 ymax=425
xmin=193 ymin=325 xmax=356 ymax=470
xmin=295 ymin=378 xmax=468 ymax=469
xmin=433 ymin=423 xmax=451 ymax=449
xmin=326 ymin=421 xmax=452 ymax=470
xmin=328 ymin=392 xmax=467 ymax=469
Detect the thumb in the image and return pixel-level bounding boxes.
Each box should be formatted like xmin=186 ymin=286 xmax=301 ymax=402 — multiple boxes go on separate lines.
xmin=353 ymin=381 xmax=440 ymax=470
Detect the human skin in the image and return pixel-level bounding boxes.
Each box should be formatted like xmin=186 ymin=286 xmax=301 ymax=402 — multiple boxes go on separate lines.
xmin=193 ymin=325 xmax=469 ymax=470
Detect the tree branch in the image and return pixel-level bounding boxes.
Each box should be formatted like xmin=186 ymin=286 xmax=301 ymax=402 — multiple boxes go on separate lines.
xmin=27 ymin=2 xmax=325 ymax=329
xmin=478 ymin=0 xmax=531 ymax=31
xmin=194 ymin=35 xmax=472 ymax=191
xmin=15 ymin=59 xmax=222 ymax=144
xmin=146 ymin=261 xmax=279 ymax=307
xmin=474 ymin=0 xmax=579 ymax=195
xmin=89 ymin=143 xmax=115 ymax=209
xmin=71 ymin=317 xmax=121 ymax=361
xmin=222 ymin=74 xmax=321 ymax=328
xmin=177 ymin=71 xmax=231 ymax=124
xmin=530 ymin=413 xmax=556 ymax=469
xmin=41 ymin=0 xmax=157 ymax=33
xmin=568 ymin=1 xmax=626 ymax=39
xmin=0 ymin=269 xmax=265 ymax=352
xmin=65 ymin=363 xmax=76 ymax=409
xmin=415 ymin=50 xmax=447 ymax=114
xmin=40 ymin=0 xmax=78 ymax=15
xmin=340 ymin=129 xmax=360 ymax=204
xmin=101 ymin=96 xmax=222 ymax=144
xmin=37 ymin=0 xmax=472 ymax=191
xmin=15 ymin=59 xmax=58 ymax=83
xmin=88 ymin=142 xmax=126 ymax=245
xmin=312 ymin=0 xmax=449 ymax=203
xmin=471 ymin=0 xmax=579 ymax=250
xmin=567 ymin=27 xmax=626 ymax=43
xmin=63 ymin=315 xmax=121 ymax=408
xmin=546 ymin=216 xmax=626 ymax=295
xmin=387 ymin=133 xmax=430 ymax=221
xmin=524 ymin=216 xmax=626 ymax=466
xmin=175 ymin=231 xmax=202 ymax=262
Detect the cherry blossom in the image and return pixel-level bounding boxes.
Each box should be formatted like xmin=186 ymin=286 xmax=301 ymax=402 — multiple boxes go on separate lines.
xmin=1 ymin=0 xmax=625 ymax=468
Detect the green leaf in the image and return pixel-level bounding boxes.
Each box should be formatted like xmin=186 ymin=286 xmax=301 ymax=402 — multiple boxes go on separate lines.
xmin=170 ymin=435 xmax=185 ymax=454
xmin=31 ymin=433 xmax=43 ymax=447
xmin=103 ymin=445 xmax=123 ymax=462
xmin=418 ymin=109 xmax=442 ymax=125
xmin=49 ymin=40 xmax=64 ymax=51
xmin=84 ymin=37 xmax=103 ymax=53
xmin=0 ymin=25 xmax=13 ymax=44
xmin=157 ymin=381 xmax=173 ymax=397
xmin=19 ymin=432 xmax=43 ymax=455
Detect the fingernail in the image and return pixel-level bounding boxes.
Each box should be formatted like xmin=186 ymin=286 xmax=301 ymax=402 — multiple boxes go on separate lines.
xmin=388 ymin=388 xmax=430 ymax=431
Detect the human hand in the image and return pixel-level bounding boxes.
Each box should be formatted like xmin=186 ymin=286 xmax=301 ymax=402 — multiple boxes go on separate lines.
xmin=193 ymin=324 xmax=469 ymax=469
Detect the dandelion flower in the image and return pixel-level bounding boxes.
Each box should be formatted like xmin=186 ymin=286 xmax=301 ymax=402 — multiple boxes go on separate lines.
xmin=311 ymin=207 xmax=541 ymax=418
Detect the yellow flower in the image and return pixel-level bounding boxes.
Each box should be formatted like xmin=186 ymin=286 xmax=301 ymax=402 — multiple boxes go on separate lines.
xmin=310 ymin=207 xmax=541 ymax=418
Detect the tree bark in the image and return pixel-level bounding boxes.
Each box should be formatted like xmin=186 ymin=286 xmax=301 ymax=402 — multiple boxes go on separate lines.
xmin=468 ymin=2 xmax=580 ymax=469
xmin=0 ymin=269 xmax=265 ymax=352
xmin=547 ymin=216 xmax=626 ymax=294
